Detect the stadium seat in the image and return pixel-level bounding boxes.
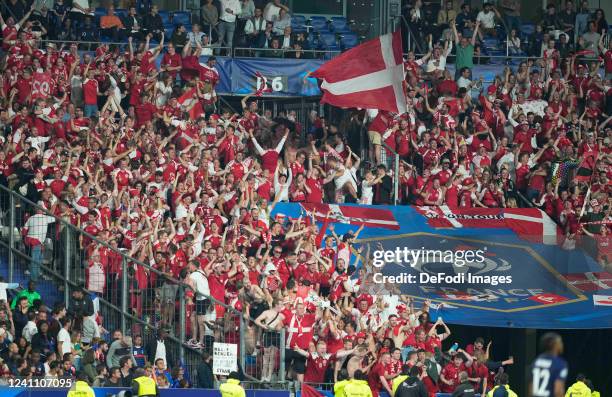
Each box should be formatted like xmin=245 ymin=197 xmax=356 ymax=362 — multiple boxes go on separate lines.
xmin=318 ymin=32 xmax=339 ymax=50
xmin=159 ymin=10 xmax=171 ymax=26
xmin=292 ymin=15 xmax=307 ymax=26
xmin=165 ymin=26 xmax=175 ymax=38
xmin=330 ymin=17 xmax=351 ymax=34
xmin=291 ymin=15 xmax=307 ymax=33
xmin=340 ymin=33 xmax=358 ymax=50
xmin=309 ymin=16 xmax=329 ymax=33
xmin=114 ymin=8 xmax=127 ymax=18
xmin=520 ymin=23 xmax=535 ymax=38
xmin=172 ymin=11 xmax=190 ymax=26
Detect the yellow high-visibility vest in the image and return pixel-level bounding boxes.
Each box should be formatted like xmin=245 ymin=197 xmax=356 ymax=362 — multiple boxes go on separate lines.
xmin=134 ymin=376 xmax=157 ymax=396
xmin=66 ymin=381 xmax=95 ymax=397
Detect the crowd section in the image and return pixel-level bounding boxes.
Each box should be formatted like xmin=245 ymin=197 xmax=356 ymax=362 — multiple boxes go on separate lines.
xmin=0 ymin=0 xmax=610 ymax=395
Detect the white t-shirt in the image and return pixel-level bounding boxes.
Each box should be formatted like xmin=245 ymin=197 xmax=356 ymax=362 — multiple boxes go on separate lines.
xmin=263 ymin=2 xmax=281 ymax=22
xmin=476 ymin=10 xmax=495 ymax=28
xmin=220 ymin=0 xmax=241 ymax=23
xmin=25 ymin=214 xmax=55 ymax=244
xmin=189 ymin=270 xmax=210 ymax=301
xmin=58 ymin=328 xmax=72 ymax=355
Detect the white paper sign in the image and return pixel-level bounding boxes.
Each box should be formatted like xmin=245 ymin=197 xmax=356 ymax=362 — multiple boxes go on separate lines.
xmin=212 ymin=342 xmax=238 ymax=375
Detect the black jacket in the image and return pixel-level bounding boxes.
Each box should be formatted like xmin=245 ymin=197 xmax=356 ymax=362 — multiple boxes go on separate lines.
xmin=196 ymin=361 xmax=214 ymax=388
xmin=145 ymin=339 xmax=175 ymax=369
xmin=122 ymin=14 xmax=143 ymax=32
xmin=68 ymin=294 xmax=94 ymax=317
xmin=142 ymin=12 xmax=163 ymax=32
xmin=452 ymin=381 xmax=476 ymax=397
xmin=373 ymin=175 xmax=393 ymax=205
xmin=395 ymin=376 xmax=429 ymax=397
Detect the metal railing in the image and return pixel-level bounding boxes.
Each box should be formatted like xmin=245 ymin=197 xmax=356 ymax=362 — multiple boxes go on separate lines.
xmin=0 ymin=182 xmax=285 ymax=387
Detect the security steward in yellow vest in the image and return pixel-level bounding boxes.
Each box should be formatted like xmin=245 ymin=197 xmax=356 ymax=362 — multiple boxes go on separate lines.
xmin=67 ymin=373 xmax=95 ymax=397
xmin=220 ymin=371 xmax=246 ymax=397
xmin=343 ymin=370 xmax=373 ymax=397
xmin=334 ymin=369 xmax=351 ymax=397
xmin=131 ymin=368 xmax=160 ymax=397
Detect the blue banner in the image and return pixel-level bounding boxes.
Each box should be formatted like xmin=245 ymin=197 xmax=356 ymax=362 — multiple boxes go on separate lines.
xmin=194 ymin=56 xmax=323 ymax=97
xmin=271 ymin=203 xmax=612 ymax=329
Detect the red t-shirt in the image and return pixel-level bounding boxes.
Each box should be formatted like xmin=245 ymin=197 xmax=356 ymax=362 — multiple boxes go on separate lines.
xmin=83 ymin=79 xmax=99 ymax=105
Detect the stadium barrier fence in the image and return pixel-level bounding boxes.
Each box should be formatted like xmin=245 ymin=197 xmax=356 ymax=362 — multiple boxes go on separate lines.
xmin=0 ymin=183 xmax=285 ymax=387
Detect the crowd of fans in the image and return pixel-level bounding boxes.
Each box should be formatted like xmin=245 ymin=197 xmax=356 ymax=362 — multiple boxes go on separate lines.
xmin=0 ymin=0 xmax=610 ymax=394
xmin=1 ymin=0 xmax=311 ymax=57
xmin=406 ymin=0 xmax=610 ymax=60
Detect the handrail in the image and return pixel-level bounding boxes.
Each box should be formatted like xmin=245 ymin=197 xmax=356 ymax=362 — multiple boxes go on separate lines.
xmin=0 ymin=182 xmax=243 ymax=317
xmin=35 ymin=37 xmax=603 ymax=66
xmin=399 ymin=14 xmax=424 ymax=54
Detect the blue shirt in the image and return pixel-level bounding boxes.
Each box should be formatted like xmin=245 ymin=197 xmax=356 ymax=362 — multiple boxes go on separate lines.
xmin=530 ymin=353 xmax=568 ymax=397
xmin=132 ymin=345 xmax=145 ymax=367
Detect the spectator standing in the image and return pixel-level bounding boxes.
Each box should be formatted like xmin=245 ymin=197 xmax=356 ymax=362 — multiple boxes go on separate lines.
xmin=372 ymin=164 xmax=393 ymax=205
xmin=575 ymin=0 xmax=591 ymax=39
xmin=196 ymin=352 xmax=214 ymax=388
xmin=559 ymin=1 xmax=576 ymax=43
xmin=57 ymin=317 xmax=72 ymax=357
xmin=455 ymin=4 xmax=475 ymax=37
xmin=146 ymin=329 xmax=174 ymax=370
xmin=143 ymin=5 xmax=164 ymax=41
xmin=593 ymin=9 xmax=608 ymax=34
xmin=272 ymin=8 xmax=291 ymax=35
xmin=106 ymin=332 xmax=136 ymax=369
xmin=476 ymin=3 xmax=501 ymax=37
xmin=23 ymin=204 xmax=56 ymax=282
xmin=218 ymin=0 xmax=241 ymax=51
xmin=264 ymin=0 xmax=289 ymax=23
xmin=244 ymin=7 xmax=267 ymax=47
xmin=581 ymin=21 xmax=601 ymax=55
xmin=201 ymin=0 xmax=219 ymax=38
xmin=451 ymin=19 xmax=479 ymax=80
xmin=69 ymin=0 xmax=93 ymax=25
xmin=542 ymin=4 xmax=563 ymax=35
xmin=10 ymin=281 xmax=41 ymax=309
xmin=436 ymin=1 xmax=457 ymax=39
xmin=499 ymin=0 xmax=521 ymax=34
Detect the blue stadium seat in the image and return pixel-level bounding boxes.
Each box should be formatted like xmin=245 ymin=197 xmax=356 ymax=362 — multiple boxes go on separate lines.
xmin=318 ymin=32 xmax=339 ymax=50
xmin=340 ymin=33 xmax=358 ymax=50
xmin=309 ymin=16 xmax=329 ymax=32
xmin=159 ymin=10 xmax=171 ymax=25
xmin=172 ymin=11 xmax=190 ymax=26
xmin=114 ymin=8 xmax=127 ymax=18
xmin=292 ymin=15 xmax=307 ymax=26
xmin=291 ymin=15 xmax=307 ymax=33
xmin=165 ymin=26 xmax=175 ymax=38
xmin=330 ymin=17 xmax=351 ymax=33
xmin=520 ymin=23 xmax=535 ymax=37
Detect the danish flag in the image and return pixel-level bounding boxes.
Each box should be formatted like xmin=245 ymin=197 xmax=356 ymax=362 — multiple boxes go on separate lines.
xmin=311 ymin=30 xmax=407 ymax=114
xmin=415 ymin=206 xmax=562 ymax=245
xmin=301 ymin=203 xmax=400 ymax=230
xmin=254 ymin=71 xmax=273 ymax=96
xmin=564 ymin=272 xmax=612 ymax=292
